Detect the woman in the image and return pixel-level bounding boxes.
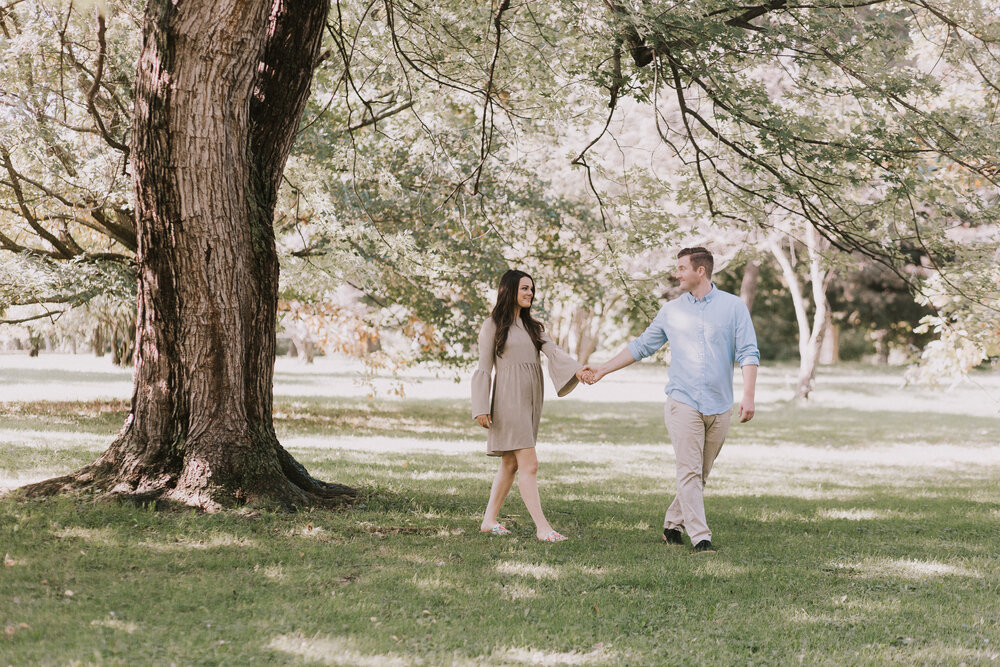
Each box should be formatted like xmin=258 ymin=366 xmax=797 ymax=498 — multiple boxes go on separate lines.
xmin=471 ymin=269 xmax=589 ymax=542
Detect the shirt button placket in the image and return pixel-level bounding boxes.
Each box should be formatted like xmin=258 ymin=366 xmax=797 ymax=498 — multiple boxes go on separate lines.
xmin=698 ymin=299 xmax=706 ymax=411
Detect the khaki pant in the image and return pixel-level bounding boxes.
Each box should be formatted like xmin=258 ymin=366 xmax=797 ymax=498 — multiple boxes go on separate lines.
xmin=663 ymin=397 xmax=732 ymax=544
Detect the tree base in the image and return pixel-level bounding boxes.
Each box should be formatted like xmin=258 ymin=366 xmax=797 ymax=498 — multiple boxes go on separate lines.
xmin=17 ymin=429 xmax=356 ymax=512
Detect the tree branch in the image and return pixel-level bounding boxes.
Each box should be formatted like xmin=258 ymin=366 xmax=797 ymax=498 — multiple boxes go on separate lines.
xmin=0 ymin=310 xmax=67 ymax=326
xmin=472 ymin=0 xmax=511 ymax=195
xmin=1 ymin=146 xmax=75 ymax=258
xmin=249 ymin=0 xmax=331 ymax=204
xmin=333 ymin=99 xmax=414 ymax=135
xmin=87 ymin=14 xmax=130 ymax=159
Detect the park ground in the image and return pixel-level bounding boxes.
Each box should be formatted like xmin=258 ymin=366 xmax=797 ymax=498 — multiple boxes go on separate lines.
xmin=1 ymin=354 xmax=999 ymax=665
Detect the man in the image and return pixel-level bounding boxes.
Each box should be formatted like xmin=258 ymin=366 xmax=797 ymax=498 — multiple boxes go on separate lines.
xmin=582 ymin=247 xmax=759 ymax=553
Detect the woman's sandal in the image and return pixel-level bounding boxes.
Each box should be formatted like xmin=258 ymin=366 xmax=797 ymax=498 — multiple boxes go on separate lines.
xmin=538 ymin=530 xmax=567 ymax=542
xmin=481 ymin=523 xmax=511 ymax=536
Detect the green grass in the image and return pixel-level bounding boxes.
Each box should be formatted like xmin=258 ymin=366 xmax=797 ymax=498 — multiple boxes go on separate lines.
xmin=1 ymin=364 xmax=999 ymax=665
xmin=4 ymin=393 xmax=998 ymax=448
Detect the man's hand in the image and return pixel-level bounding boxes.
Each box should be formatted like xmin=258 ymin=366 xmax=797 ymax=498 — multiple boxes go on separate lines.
xmin=475 ymin=414 xmax=491 ymax=429
xmin=578 ymin=365 xmax=603 ymax=384
xmin=738 ymin=396 xmax=755 ymax=423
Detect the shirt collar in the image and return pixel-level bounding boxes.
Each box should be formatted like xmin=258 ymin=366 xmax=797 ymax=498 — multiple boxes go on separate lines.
xmin=685 ymin=284 xmax=717 ymax=304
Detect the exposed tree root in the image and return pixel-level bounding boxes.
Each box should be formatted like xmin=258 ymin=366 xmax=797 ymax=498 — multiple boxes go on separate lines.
xmin=17 ymin=432 xmax=356 ymax=512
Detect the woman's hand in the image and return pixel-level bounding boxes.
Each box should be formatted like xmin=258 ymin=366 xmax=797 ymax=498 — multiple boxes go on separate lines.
xmin=578 ymin=365 xmax=602 ymax=384
xmin=475 ymin=414 xmax=492 ymax=429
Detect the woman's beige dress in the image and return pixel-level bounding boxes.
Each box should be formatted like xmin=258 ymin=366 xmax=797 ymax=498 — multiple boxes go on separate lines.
xmin=471 ymin=317 xmax=582 ymax=456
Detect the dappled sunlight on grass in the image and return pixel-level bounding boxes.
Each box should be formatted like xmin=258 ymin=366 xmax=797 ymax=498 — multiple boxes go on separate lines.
xmin=408 ymin=470 xmax=477 ymax=481
xmin=435 ymin=528 xmax=466 ymax=537
xmin=254 ymin=564 xmax=286 ymax=580
xmin=557 ymin=493 xmax=631 ymax=504
xmin=591 ymin=517 xmax=650 ymax=532
xmin=288 ymin=523 xmax=330 ymax=540
xmin=714 ymin=480 xmax=871 ymax=502
xmin=54 ymin=526 xmax=117 ymax=545
xmin=138 ymin=533 xmax=258 ymax=552
xmin=90 ymin=616 xmax=138 ymax=634
xmin=782 ymin=607 xmax=872 ymax=628
xmin=818 ymin=508 xmax=898 ymax=521
xmin=411 ymin=572 xmax=455 ymax=591
xmin=499 ymin=582 xmax=538 ymax=600
xmin=901 ymin=644 xmax=1000 ymax=663
xmin=694 ymin=560 xmax=751 ymax=578
xmin=827 ymin=558 xmax=982 ymax=580
xmin=830 ymin=595 xmax=902 ymax=615
xmin=747 ymin=508 xmax=809 ymax=523
xmin=491 ymin=645 xmax=613 ymax=665
xmin=267 ymin=633 xmax=417 ymax=666
xmin=496 ymin=561 xmax=562 ymax=580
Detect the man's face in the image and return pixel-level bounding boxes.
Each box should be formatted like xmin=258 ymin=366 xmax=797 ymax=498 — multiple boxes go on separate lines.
xmin=676 ymin=256 xmax=703 ymax=292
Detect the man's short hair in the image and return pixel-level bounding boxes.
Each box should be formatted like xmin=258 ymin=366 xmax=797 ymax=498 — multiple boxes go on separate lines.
xmin=677 ymin=247 xmax=714 ymax=277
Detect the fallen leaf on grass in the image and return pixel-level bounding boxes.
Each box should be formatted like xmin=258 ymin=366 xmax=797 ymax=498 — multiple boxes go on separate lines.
xmin=2 ymin=623 xmax=29 ymax=639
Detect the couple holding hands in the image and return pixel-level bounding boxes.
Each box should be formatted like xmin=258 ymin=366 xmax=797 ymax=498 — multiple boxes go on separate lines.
xmin=471 ymin=247 xmax=760 ymax=551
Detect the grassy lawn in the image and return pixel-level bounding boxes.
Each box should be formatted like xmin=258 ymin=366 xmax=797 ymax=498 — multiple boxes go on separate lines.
xmin=1 ymin=357 xmax=999 ymax=665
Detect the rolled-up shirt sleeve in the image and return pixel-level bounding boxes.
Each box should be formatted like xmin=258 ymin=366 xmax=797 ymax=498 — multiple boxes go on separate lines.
xmin=627 ymin=310 xmax=668 ymax=361
xmin=734 ymin=302 xmax=760 ymax=367
xmin=471 ymin=318 xmax=495 ymax=417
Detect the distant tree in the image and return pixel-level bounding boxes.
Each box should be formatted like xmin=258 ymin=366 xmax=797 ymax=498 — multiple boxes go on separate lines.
xmin=828 ymin=253 xmax=934 ymax=364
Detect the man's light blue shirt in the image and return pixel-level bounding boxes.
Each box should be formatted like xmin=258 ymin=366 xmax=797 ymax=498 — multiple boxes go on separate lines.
xmin=627 ymin=285 xmax=760 ymax=416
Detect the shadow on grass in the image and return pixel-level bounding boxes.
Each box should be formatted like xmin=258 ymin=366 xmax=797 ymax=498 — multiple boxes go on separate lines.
xmin=2 ymin=396 xmax=994 ymax=450
xmin=2 ymin=457 xmax=998 ymax=664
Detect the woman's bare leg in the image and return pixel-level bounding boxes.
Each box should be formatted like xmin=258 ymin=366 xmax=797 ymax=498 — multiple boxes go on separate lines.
xmin=513 ymin=447 xmax=556 ymax=538
xmin=481 ymin=452 xmax=518 ymax=530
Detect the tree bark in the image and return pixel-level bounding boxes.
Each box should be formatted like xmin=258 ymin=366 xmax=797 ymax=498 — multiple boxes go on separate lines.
xmin=20 ymin=0 xmax=354 ymax=510
xmin=872 ymin=329 xmax=890 ymax=364
xmin=769 ymin=227 xmax=833 ymax=400
xmin=569 ymin=307 xmax=600 ymax=365
xmin=739 ymin=259 xmax=761 ymax=313
xmin=819 ymin=321 xmax=839 ymax=365
xmin=92 ymin=325 xmax=105 ymax=357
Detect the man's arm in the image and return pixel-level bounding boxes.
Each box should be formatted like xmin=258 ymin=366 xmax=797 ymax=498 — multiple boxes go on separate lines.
xmin=579 ymin=310 xmax=666 ymax=384
xmin=738 ymin=363 xmax=757 ymax=423
xmin=582 ymin=347 xmax=636 ymax=383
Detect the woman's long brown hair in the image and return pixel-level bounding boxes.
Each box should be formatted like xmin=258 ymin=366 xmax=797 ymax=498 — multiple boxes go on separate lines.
xmin=491 ymin=269 xmax=544 ymax=358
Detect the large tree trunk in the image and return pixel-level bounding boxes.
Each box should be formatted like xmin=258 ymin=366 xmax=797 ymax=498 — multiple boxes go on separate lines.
xmin=21 ymin=0 xmax=353 ymax=510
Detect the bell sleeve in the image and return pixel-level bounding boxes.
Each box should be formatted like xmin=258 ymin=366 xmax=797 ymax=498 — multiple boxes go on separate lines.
xmin=471 ymin=318 xmax=496 ymax=418
xmin=540 ymin=331 xmax=583 ymax=397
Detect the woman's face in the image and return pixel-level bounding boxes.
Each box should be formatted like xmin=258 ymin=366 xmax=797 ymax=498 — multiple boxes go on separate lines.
xmin=516 ymin=277 xmax=534 ymax=310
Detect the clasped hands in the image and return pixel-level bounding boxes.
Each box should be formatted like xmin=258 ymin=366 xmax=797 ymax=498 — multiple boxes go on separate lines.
xmin=575 ymin=365 xmax=602 ymax=385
